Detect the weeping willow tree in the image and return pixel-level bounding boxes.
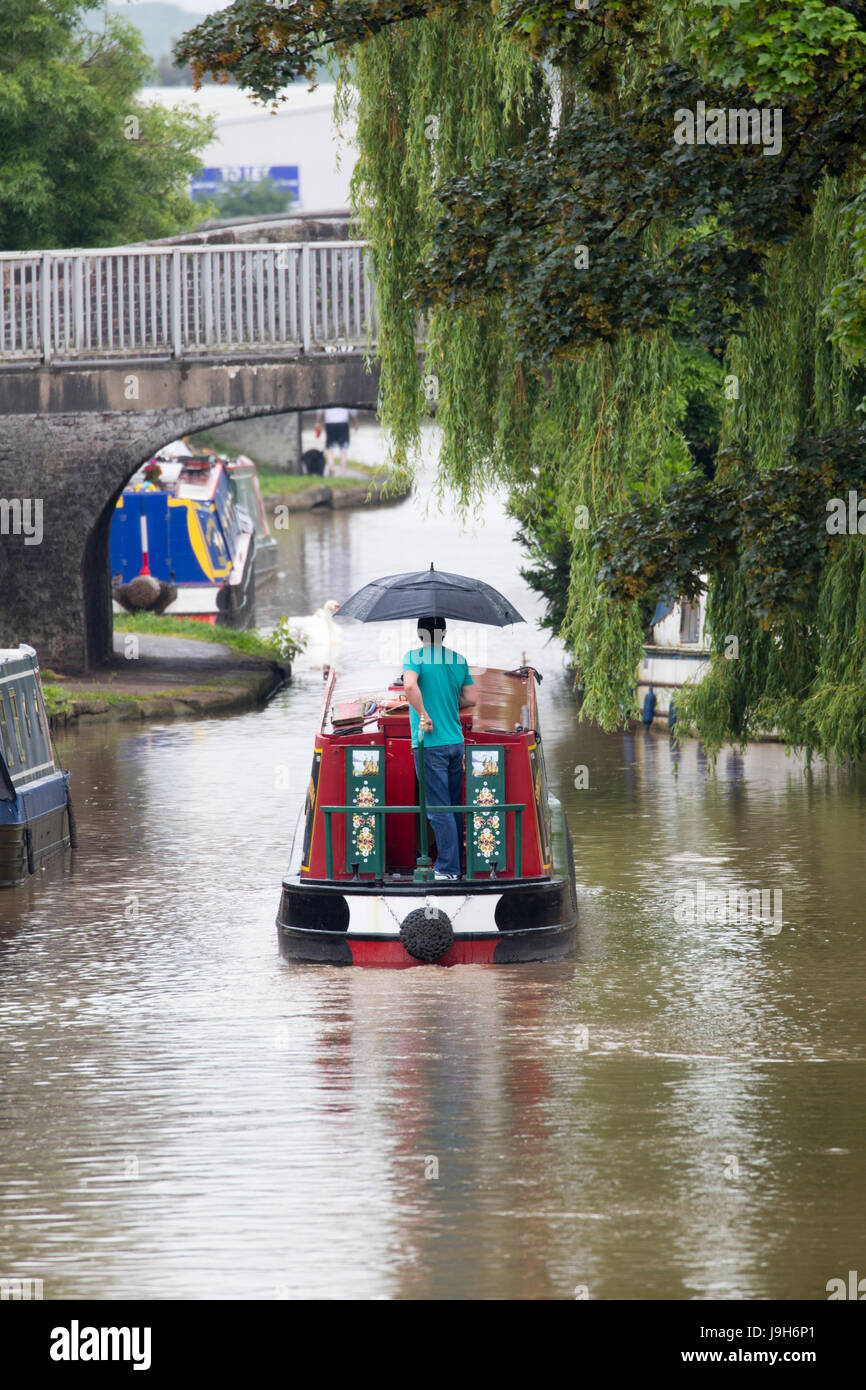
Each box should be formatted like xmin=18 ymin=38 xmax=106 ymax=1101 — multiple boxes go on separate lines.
xmin=669 ymin=178 xmax=866 ymax=760
xmin=178 ymin=0 xmax=866 ymax=756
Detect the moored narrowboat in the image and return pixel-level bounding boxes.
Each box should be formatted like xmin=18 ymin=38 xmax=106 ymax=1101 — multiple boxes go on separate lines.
xmin=277 ymin=662 xmax=577 ymax=966
xmin=0 ymin=646 xmax=73 ymax=886
xmin=637 ymin=584 xmax=710 ymax=728
xmin=226 ymin=454 xmax=279 ymax=585
xmin=110 ymin=454 xmax=256 ymax=627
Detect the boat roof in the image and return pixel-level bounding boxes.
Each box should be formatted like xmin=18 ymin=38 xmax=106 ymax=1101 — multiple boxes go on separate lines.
xmin=123 ymin=456 xmax=225 ymax=500
xmin=322 ymin=663 xmax=536 ymax=737
xmin=0 ymin=645 xmax=37 ymax=665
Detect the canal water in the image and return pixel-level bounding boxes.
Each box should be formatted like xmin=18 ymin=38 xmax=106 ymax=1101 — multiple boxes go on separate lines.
xmin=1 ymin=442 xmax=864 ymax=1301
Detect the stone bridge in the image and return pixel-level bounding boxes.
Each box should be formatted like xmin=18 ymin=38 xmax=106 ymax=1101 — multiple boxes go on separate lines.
xmin=0 ymin=238 xmax=380 ymax=671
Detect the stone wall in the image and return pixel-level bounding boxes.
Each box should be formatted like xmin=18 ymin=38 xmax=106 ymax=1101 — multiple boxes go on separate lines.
xmin=202 ymin=412 xmax=304 ymax=471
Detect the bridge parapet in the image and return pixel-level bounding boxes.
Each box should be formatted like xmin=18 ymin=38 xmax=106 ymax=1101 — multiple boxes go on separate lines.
xmin=0 ymin=240 xmax=373 ymax=364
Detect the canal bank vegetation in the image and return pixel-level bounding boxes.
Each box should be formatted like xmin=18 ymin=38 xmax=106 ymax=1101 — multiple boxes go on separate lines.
xmin=41 ymin=613 xmax=293 ymax=726
xmin=257 ymin=466 xmax=412 ymax=512
xmin=40 ymin=671 xmax=284 ymax=727
xmin=191 ymin=434 xmax=411 ymax=506
xmin=180 ymin=2 xmax=866 ymax=761
xmin=113 ymin=613 xmax=300 ymax=662
xmin=253 ymin=461 xmax=388 ymax=496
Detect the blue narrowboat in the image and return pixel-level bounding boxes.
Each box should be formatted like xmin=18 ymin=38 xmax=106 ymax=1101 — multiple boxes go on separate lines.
xmin=110 ymin=454 xmax=256 ymax=627
xmin=0 ymin=646 xmax=73 ymax=887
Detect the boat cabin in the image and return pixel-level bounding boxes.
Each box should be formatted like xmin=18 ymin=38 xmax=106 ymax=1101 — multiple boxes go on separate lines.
xmin=0 ymin=646 xmax=71 ymax=885
xmin=300 ymin=663 xmax=554 ymax=884
xmin=110 ymin=455 xmax=256 ymax=627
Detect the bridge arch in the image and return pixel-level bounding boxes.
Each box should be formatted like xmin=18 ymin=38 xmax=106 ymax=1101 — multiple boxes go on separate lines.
xmin=0 ymin=355 xmax=380 ymax=672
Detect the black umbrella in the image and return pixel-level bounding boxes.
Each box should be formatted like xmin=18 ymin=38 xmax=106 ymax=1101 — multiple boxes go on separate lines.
xmin=335 ymin=563 xmax=525 ymax=626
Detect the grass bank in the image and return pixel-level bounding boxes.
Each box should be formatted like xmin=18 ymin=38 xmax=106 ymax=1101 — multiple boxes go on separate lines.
xmin=42 ymin=618 xmax=291 ymax=728
xmin=256 ymin=462 xmax=387 ymax=496
xmin=113 ymin=613 xmax=278 ymax=658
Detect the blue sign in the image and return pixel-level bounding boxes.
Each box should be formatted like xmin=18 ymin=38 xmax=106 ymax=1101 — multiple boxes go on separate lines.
xmin=191 ymin=165 xmax=300 ymax=201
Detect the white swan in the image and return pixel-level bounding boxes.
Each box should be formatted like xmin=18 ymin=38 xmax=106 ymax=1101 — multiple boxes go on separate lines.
xmin=288 ymin=599 xmax=342 ymax=668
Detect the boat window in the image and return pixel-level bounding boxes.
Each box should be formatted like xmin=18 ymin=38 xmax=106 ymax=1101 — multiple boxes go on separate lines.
xmin=7 ymin=687 xmax=27 ymax=763
xmin=235 ymin=476 xmax=253 ymax=511
xmin=20 ymin=685 xmax=34 ymax=740
xmin=0 ymin=695 xmax=13 ymax=765
xmin=679 ymin=602 xmax=700 ymax=644
xmin=35 ymin=683 xmax=52 ymax=751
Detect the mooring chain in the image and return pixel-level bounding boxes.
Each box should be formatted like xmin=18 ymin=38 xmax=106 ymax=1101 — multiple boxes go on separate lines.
xmin=380 ymin=891 xmax=470 ymax=928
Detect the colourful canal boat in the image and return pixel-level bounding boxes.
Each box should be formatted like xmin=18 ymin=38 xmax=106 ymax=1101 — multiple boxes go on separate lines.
xmin=110 ymin=454 xmax=256 ymax=627
xmin=0 ymin=646 xmax=73 ymax=887
xmin=277 ymin=662 xmax=577 ymax=966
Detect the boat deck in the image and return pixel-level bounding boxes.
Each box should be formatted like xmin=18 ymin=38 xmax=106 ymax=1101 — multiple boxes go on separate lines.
xmin=321 ymin=663 xmax=535 ymax=737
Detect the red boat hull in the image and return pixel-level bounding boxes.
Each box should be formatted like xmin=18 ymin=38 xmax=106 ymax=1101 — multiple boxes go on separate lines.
xmin=276 ymin=919 xmax=577 ymax=968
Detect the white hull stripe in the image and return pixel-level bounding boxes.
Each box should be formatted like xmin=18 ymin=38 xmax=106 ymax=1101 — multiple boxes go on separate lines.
xmin=0 ymin=669 xmax=38 ymax=687
xmin=11 ymin=761 xmax=56 ymax=783
xmin=344 ymin=894 xmax=502 ymax=937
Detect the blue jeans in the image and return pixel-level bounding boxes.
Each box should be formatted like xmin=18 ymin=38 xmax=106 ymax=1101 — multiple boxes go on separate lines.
xmin=414 ymin=742 xmax=464 ymax=877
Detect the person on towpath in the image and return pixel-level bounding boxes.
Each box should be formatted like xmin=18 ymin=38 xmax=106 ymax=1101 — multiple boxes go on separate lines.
xmin=314 ymin=406 xmax=357 ymax=476
xmin=402 ymin=616 xmax=477 ymax=880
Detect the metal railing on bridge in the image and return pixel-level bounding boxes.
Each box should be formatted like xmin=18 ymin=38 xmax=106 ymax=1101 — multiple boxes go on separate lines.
xmin=0 ymin=241 xmax=374 ymax=363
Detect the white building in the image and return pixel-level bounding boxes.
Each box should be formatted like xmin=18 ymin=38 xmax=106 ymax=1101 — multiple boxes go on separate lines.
xmin=140 ymin=83 xmax=357 ymax=212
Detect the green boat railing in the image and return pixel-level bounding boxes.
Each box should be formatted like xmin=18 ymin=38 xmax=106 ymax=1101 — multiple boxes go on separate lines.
xmin=321 ymin=801 xmax=524 ymax=882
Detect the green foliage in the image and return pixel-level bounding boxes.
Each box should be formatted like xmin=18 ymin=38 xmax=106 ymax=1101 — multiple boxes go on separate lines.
xmin=508 ymin=478 xmax=572 ymax=634
xmin=824 ymin=185 xmax=866 ymax=370
xmin=0 ymin=0 xmax=213 ymax=250
xmin=203 ymin=177 xmax=293 ymax=219
xmin=179 ymin=0 xmax=866 ymax=759
xmin=176 ymin=0 xmax=477 ymax=97
xmin=678 ymin=343 xmax=725 ymax=475
xmin=597 ymin=428 xmax=866 ymax=623
xmin=413 ymin=63 xmax=866 ymax=366
xmin=674 ymin=0 xmax=866 ymax=100
xmin=41 ymin=683 xmax=74 ymax=719
xmin=260 ymin=616 xmax=306 ymax=663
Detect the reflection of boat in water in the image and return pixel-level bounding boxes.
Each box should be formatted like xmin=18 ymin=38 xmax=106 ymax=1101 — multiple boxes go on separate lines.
xmin=225 ymin=454 xmax=279 ymax=586
xmin=110 ymin=454 xmax=256 ymax=628
xmin=636 ymin=587 xmax=711 ymax=727
xmin=0 ymin=646 xmax=73 ymax=886
xmin=277 ymin=663 xmax=578 ymax=967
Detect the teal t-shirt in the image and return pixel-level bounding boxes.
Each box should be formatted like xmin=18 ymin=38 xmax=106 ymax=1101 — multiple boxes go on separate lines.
xmin=403 ymin=645 xmax=474 ymax=748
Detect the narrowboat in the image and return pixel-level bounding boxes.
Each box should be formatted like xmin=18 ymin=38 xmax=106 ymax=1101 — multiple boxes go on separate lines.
xmin=637 ymin=583 xmax=710 ymax=728
xmin=0 ymin=646 xmax=73 ymax=886
xmin=110 ymin=454 xmax=256 ymax=628
xmin=277 ymin=662 xmax=577 ymax=966
xmin=225 ymin=454 xmax=279 ymax=585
